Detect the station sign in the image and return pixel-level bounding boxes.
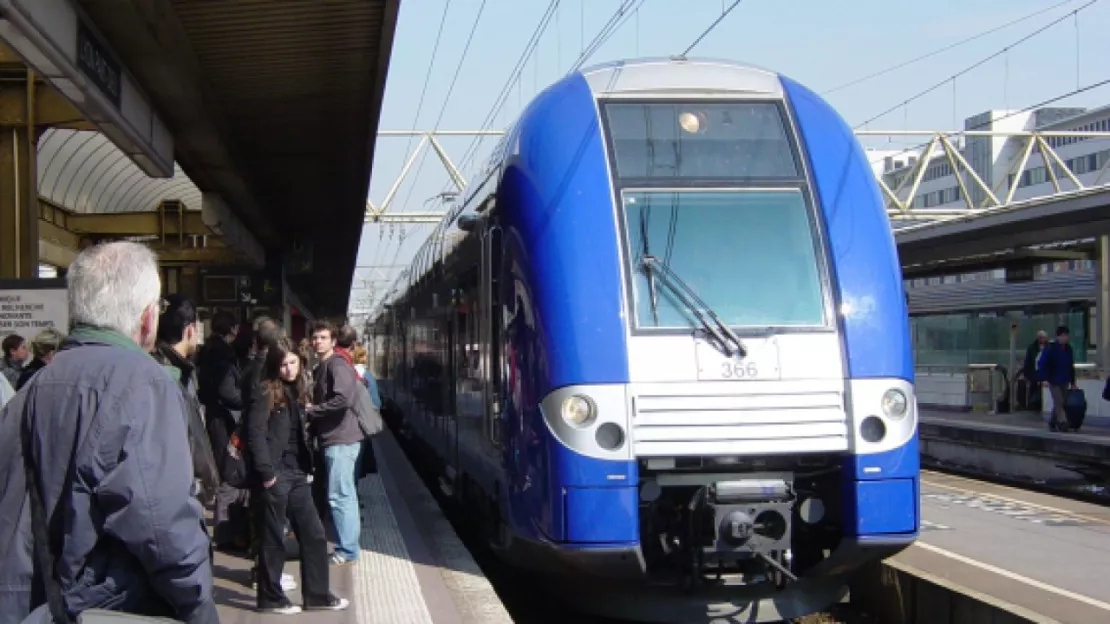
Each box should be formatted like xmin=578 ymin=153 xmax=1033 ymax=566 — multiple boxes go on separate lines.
xmin=253 ymin=258 xmax=284 ymax=307
xmin=0 ymin=278 xmax=68 ymax=339
xmin=75 ymin=20 xmax=120 ymax=107
xmin=285 ymin=241 xmax=314 ymax=276
xmin=197 ymin=265 xmax=283 ymax=308
xmin=0 ymin=0 xmax=174 ymax=176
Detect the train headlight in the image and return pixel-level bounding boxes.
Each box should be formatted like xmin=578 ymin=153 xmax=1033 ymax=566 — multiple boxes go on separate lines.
xmin=561 ymin=395 xmax=596 ymax=428
xmin=881 ymin=388 xmax=908 ymax=420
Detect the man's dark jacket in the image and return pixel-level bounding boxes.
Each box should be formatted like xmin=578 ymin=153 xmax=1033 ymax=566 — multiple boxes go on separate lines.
xmin=196 ymin=336 xmax=244 ymax=483
xmin=1038 ymin=341 xmax=1077 ymax=387
xmin=15 ymin=358 xmax=47 ymax=391
xmin=151 ymin=341 xmax=220 ymax=504
xmin=1022 ymin=341 xmax=1043 ymax=380
xmin=309 ymin=355 xmax=363 ymax=448
xmin=0 ymin=326 xmax=218 ymax=624
xmin=240 ymin=350 xmax=266 ymax=415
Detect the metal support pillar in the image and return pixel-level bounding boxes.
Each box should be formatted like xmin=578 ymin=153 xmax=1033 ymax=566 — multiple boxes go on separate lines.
xmin=0 ymin=69 xmax=39 ymax=278
xmin=1097 ymin=235 xmax=1110 ymax=369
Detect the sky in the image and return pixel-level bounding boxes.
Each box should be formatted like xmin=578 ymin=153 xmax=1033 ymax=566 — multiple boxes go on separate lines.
xmin=348 ymin=0 xmax=1110 ymax=319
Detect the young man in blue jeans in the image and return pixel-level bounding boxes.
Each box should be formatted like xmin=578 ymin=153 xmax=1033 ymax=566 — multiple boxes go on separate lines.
xmin=307 ymin=321 xmax=363 ymax=566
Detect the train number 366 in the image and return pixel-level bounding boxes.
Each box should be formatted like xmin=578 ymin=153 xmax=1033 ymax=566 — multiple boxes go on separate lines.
xmin=720 ymin=361 xmax=759 ymax=379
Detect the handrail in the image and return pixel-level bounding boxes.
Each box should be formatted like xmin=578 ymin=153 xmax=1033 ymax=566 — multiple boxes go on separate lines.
xmin=915 ymin=363 xmax=1005 ymax=414
xmin=916 ymin=361 xmax=1104 ymax=413
xmin=915 ymin=364 xmax=978 ymax=374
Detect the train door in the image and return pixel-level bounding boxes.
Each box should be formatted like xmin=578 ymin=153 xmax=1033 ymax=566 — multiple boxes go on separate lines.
xmin=452 ymin=264 xmax=483 ymax=485
xmin=431 ymin=316 xmax=450 ymax=459
xmin=480 ymin=222 xmax=504 ymax=454
xmin=443 ymin=306 xmax=459 ymax=482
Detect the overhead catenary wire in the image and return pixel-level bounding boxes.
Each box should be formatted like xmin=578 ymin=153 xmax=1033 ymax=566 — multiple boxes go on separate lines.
xmin=566 ymin=0 xmax=644 ymax=75
xmin=450 ymin=1 xmax=562 ymax=185
xmin=381 ymin=1 xmax=585 ymax=315
xmin=870 ymin=76 xmax=1110 ymax=178
xmin=373 ymin=0 xmax=490 ymax=310
xmin=372 ymin=2 xmax=561 ymax=315
xmin=853 ymin=0 xmax=1101 ymax=129
xmin=823 ymin=0 xmax=1077 ymax=95
xmin=391 ymin=0 xmax=453 ymax=202
xmin=680 ymin=0 xmax=744 ymax=57
xmin=392 ymin=0 xmax=489 ymax=225
xmin=394 ymin=0 xmax=645 ymax=317
xmin=456 ymin=0 xmax=639 ymax=181
xmin=367 ymin=0 xmax=453 ymax=271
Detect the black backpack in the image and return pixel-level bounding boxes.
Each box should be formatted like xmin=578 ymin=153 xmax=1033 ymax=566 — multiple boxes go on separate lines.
xmin=216 ymin=413 xmax=250 ymax=489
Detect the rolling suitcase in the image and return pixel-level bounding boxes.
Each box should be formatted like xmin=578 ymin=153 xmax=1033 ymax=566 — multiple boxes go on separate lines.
xmin=1064 ymin=388 xmax=1087 ymax=431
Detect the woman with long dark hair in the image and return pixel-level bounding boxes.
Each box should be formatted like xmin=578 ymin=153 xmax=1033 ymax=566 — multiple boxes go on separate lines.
xmin=245 ymin=336 xmax=348 ymax=615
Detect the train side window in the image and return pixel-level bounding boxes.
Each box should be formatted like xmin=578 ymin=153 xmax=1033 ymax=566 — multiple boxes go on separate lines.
xmin=453 ymin=268 xmax=484 ymax=434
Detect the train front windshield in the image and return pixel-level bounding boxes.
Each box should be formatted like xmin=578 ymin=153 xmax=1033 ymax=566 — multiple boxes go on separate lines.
xmin=602 ymin=100 xmax=829 ymax=330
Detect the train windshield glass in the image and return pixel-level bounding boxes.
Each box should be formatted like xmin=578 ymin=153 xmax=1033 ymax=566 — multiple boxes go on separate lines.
xmin=623 ymin=190 xmax=825 ymax=329
xmin=603 ymin=101 xmax=799 ymax=180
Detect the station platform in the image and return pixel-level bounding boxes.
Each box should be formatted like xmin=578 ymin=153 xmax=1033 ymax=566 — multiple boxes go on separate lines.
xmin=886 ymin=470 xmax=1110 ymax=623
xmin=210 ymin=430 xmax=511 ymax=624
xmin=919 ymin=408 xmax=1110 ymax=487
xmin=921 ymin=408 xmax=1110 ymax=438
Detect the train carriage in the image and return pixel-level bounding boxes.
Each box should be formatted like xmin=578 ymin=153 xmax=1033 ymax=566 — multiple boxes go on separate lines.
xmin=373 ymin=57 xmax=918 ymax=622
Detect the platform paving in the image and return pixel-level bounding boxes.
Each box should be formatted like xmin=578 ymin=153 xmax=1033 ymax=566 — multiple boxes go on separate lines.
xmin=210 ymin=430 xmax=511 ymax=624
xmin=899 ymin=470 xmax=1110 ymax=623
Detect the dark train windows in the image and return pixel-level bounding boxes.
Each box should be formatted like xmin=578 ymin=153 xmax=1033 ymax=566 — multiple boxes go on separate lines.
xmin=602 ymin=101 xmax=800 ymax=181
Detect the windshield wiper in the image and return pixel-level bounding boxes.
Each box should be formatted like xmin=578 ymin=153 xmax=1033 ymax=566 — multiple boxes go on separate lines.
xmin=639 ymin=255 xmax=746 ymax=358
xmin=639 ymin=203 xmax=661 ymax=325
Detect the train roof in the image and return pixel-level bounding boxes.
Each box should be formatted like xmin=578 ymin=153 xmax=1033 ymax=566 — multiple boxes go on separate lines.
xmin=579 ymin=57 xmax=783 ymax=98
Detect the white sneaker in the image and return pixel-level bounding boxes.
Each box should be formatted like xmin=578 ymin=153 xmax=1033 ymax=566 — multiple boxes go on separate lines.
xmin=252 ymin=571 xmax=297 ymax=592
xmin=304 ymin=596 xmax=350 ymax=612
xmin=259 ymin=600 xmax=302 ymax=615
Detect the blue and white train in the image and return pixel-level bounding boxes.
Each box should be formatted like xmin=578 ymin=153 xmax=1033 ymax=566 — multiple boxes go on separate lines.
xmin=372 ymin=58 xmax=918 ymax=622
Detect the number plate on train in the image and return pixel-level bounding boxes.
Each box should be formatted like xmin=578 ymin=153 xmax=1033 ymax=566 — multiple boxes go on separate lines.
xmin=695 ymin=337 xmax=781 ymax=381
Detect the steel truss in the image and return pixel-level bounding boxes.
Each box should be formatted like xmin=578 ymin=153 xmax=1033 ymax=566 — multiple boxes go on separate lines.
xmin=368 ymin=129 xmax=1110 ymax=225
xmin=860 ymin=130 xmax=1110 ymax=220
xmin=366 ymin=130 xmax=503 ymax=224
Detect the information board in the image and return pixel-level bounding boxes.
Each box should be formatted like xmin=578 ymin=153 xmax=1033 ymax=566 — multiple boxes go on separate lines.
xmin=0 ymin=279 xmax=68 ymax=339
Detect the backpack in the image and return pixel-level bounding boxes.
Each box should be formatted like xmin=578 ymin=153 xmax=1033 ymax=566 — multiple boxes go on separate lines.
xmin=219 ymin=418 xmax=250 ymax=489
xmin=336 ymin=356 xmax=383 ymax=439
xmin=352 ymin=381 xmax=384 ymax=439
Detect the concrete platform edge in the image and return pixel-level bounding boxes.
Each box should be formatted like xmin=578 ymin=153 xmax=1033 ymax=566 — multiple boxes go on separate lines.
xmin=367 ymin=430 xmax=513 ymax=624
xmin=850 ymin=558 xmax=1059 ymax=624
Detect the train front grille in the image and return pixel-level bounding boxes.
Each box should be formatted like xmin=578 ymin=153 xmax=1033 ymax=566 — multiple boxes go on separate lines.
xmin=630 ymin=382 xmax=849 ymax=457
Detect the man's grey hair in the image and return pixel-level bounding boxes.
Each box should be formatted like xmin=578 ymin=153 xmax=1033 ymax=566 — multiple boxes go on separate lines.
xmin=68 ymin=241 xmax=161 ymax=337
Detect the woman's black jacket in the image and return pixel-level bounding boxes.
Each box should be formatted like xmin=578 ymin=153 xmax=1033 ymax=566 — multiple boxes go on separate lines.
xmin=244 ymin=383 xmax=314 ymax=485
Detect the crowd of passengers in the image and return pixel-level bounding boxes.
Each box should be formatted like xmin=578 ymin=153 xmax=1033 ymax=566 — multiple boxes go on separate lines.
xmin=0 ymin=241 xmax=383 ymax=624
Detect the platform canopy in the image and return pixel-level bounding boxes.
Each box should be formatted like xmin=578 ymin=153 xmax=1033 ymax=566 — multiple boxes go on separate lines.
xmin=39 ymin=129 xmax=200 ymax=214
xmin=895 ymin=187 xmax=1110 ymax=268
xmin=75 ymin=0 xmax=400 ymax=315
